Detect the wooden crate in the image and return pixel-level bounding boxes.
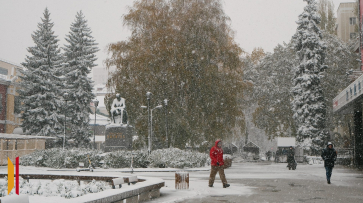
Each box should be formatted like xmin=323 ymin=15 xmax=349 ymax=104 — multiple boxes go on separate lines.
xmin=175 ymin=172 xmax=189 ymax=189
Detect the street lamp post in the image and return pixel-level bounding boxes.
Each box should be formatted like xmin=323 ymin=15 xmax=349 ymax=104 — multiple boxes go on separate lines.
xmin=93 ymin=99 xmax=99 ymax=150
xmin=63 ymin=92 xmax=69 ymax=150
xmin=146 ymin=92 xmax=152 ymax=154
xmin=150 ymin=105 xmax=162 ymax=151
xmin=141 ymin=92 xmax=162 ymax=155
xmin=164 ymin=99 xmax=169 ymax=148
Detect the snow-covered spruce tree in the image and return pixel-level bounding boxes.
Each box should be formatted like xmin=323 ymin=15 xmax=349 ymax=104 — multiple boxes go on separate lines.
xmin=291 ymin=0 xmax=328 ymax=152
xmin=62 ymin=11 xmax=99 ymax=147
xmin=19 ymin=8 xmax=63 ymax=136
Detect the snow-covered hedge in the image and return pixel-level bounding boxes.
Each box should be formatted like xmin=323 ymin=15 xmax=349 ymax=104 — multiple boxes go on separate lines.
xmin=20 ymin=148 xmax=103 ymax=168
xmin=20 ymin=148 xmax=209 ymax=169
xmin=0 ymin=176 xmax=110 ymax=198
xmin=102 ymin=150 xmax=149 ymax=168
xmin=148 ymin=148 xmax=210 ymax=168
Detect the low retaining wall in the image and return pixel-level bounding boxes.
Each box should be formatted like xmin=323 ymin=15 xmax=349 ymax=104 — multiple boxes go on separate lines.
xmin=0 ymin=173 xmax=164 ymax=203
xmin=66 ymin=176 xmax=164 ymax=203
xmin=83 ymin=180 xmax=164 ymax=203
xmin=0 ymin=173 xmax=142 ymax=183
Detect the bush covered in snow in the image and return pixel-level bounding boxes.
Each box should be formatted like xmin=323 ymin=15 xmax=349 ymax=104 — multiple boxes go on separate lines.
xmin=1 ymin=176 xmax=110 ymax=198
xmin=20 ymin=148 xmax=103 ymax=168
xmin=148 ymin=148 xmax=210 ymax=168
xmin=102 ymin=150 xmax=149 ymax=168
xmin=20 ymin=148 xmax=209 ymax=169
xmin=103 ymin=148 xmax=210 ymax=168
xmin=0 ymin=176 xmax=8 ymax=197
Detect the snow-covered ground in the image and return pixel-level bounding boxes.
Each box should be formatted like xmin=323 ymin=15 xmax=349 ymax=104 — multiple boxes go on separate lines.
xmin=1 ymin=160 xmax=363 ymax=203
xmin=0 ymin=166 xmax=210 ymax=202
xmin=136 ymin=160 xmax=363 ymax=203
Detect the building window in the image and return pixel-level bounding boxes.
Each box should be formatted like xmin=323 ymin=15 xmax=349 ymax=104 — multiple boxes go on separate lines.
xmin=14 ymin=96 xmax=21 ymax=114
xmin=359 ymin=82 xmax=361 ymax=92
xmin=354 ymin=84 xmax=357 ymax=95
xmin=350 ymin=17 xmax=357 ymax=25
xmin=0 ymin=67 xmax=8 ymax=76
xmin=350 ymin=87 xmax=353 ymax=97
xmin=347 ymin=90 xmax=349 ymax=101
xmin=350 ymin=32 xmax=358 ymax=39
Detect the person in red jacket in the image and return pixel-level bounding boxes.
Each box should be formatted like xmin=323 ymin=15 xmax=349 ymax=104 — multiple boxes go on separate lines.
xmin=209 ymin=140 xmax=230 ymax=188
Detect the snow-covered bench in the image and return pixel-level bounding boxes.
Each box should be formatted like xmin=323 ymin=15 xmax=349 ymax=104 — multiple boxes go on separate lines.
xmin=128 ymin=176 xmax=138 ymax=185
xmin=112 ymin=177 xmax=124 ymax=189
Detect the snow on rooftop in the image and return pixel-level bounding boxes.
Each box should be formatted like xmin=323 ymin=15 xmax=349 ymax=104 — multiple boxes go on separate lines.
xmin=0 ymin=133 xmax=57 ymax=140
xmin=89 ymin=113 xmax=110 ymax=125
xmin=277 ymin=137 xmax=295 ymax=147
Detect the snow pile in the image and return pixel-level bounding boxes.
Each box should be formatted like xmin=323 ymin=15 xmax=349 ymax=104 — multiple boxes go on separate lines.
xmin=1 ymin=177 xmax=110 ymax=199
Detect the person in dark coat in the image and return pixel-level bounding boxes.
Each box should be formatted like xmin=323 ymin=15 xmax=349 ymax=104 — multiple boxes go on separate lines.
xmin=321 ymin=142 xmax=337 ymax=184
xmin=209 ymin=140 xmax=230 ymax=188
xmin=287 ymin=146 xmax=295 ymax=168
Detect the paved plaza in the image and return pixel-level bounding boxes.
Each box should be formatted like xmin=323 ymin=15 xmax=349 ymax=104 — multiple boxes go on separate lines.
xmin=144 ymin=161 xmax=363 ymax=203
xmin=2 ymin=161 xmax=362 ymax=203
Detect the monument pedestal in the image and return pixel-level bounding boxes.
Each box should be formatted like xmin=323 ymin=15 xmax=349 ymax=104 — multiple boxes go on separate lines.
xmin=104 ymin=124 xmax=133 ymax=152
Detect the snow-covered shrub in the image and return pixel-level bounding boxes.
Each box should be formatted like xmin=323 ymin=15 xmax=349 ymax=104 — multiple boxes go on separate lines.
xmin=20 ymin=148 xmax=103 ymax=168
xmin=20 ymin=150 xmax=46 ymax=167
xmin=103 ymin=150 xmax=130 ymax=168
xmin=21 ymin=148 xmax=208 ymax=169
xmin=103 ymin=150 xmax=149 ymax=168
xmin=132 ymin=150 xmax=149 ymax=168
xmin=148 ymin=148 xmax=209 ymax=168
xmin=61 ymin=181 xmax=82 ymax=198
xmin=0 ymin=176 xmax=7 ymax=197
xmin=4 ymin=178 xmax=111 ymax=199
xmin=104 ymin=148 xmax=208 ymax=169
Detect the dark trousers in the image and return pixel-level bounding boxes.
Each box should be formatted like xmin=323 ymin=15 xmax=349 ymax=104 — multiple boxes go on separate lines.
xmin=209 ymin=165 xmax=227 ymax=186
xmin=325 ymin=166 xmax=333 ymax=181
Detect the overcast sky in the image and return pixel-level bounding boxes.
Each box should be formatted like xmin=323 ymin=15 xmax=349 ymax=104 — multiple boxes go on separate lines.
xmin=0 ymin=0 xmax=356 ymax=69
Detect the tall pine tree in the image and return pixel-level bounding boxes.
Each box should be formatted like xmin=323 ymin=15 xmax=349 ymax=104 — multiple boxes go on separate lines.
xmin=19 ymin=8 xmax=63 ymax=136
xmin=292 ymin=0 xmax=328 ymax=151
xmin=62 ymin=11 xmax=99 ymax=147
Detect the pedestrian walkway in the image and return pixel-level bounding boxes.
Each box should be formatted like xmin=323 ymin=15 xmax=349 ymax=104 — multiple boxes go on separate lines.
xmin=146 ymin=162 xmax=363 ymax=203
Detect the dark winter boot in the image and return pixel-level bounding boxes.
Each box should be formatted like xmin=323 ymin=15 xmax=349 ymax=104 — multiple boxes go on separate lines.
xmin=223 ymin=184 xmax=230 ymax=188
xmin=327 ymin=180 xmax=331 ymax=184
xmin=208 ymin=184 xmax=213 ymax=187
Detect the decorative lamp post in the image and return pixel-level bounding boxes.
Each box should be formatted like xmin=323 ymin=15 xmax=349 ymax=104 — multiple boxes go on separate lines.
xmin=93 ymin=99 xmax=99 ymax=150
xmin=150 ymin=105 xmax=163 ymax=151
xmin=63 ymin=92 xmax=69 ymax=150
xmin=146 ymin=92 xmax=152 ymax=154
xmin=141 ymin=104 xmax=148 ymax=152
xmin=164 ymin=99 xmax=169 ymax=148
xmin=141 ymin=92 xmax=163 ymax=155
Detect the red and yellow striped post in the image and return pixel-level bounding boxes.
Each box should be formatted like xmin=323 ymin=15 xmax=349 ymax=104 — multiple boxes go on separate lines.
xmin=7 ymin=156 xmax=19 ymax=195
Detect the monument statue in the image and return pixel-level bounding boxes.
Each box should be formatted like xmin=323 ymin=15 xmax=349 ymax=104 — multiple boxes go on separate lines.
xmin=110 ymin=93 xmax=128 ymax=124
xmin=105 ymin=93 xmax=133 ymax=152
